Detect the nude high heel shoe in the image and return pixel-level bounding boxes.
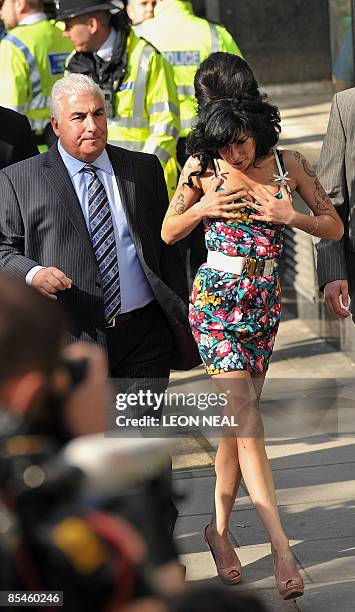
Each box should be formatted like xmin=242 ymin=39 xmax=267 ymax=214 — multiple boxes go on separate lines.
xmin=272 ymin=546 xmax=304 ymax=600
xmin=204 ymin=525 xmax=242 ymax=585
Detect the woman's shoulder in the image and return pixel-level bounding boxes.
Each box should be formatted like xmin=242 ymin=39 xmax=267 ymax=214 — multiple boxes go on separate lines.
xmin=280 ymin=149 xmax=315 ymax=176
xmin=276 ymin=148 xmax=316 ymax=192
xmin=182 ymin=155 xmax=204 ymax=174
xmin=181 ymin=154 xmax=215 ymax=188
xmin=182 ymin=154 xmax=215 ymax=174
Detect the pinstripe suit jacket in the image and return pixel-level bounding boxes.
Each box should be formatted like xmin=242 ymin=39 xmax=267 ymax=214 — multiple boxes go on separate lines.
xmin=0 ymin=143 xmax=200 ymax=370
xmin=316 ymin=88 xmax=355 ymax=293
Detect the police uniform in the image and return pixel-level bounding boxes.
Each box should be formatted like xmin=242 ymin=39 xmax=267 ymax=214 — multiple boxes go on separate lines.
xmin=136 ymin=0 xmax=243 ymax=159
xmin=58 ymin=0 xmax=180 ymax=199
xmin=0 ymin=12 xmax=72 ymax=146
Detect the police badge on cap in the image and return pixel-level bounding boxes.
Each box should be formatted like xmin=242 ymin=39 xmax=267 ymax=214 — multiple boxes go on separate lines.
xmin=56 ymin=0 xmax=124 ymax=21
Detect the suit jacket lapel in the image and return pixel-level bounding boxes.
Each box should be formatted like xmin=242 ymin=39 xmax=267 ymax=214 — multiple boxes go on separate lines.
xmin=41 ymin=145 xmax=98 ymax=267
xmin=107 ymin=145 xmax=147 ymax=262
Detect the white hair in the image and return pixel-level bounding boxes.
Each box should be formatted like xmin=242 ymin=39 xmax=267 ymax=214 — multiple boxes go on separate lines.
xmin=50 ymin=74 xmax=105 ymax=121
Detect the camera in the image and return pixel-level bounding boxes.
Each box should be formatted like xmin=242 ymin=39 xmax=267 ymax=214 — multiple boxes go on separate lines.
xmin=61 ymin=357 xmax=88 ymax=390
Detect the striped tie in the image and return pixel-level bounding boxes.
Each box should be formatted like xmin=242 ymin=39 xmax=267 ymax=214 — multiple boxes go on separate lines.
xmin=82 ymin=164 xmax=121 ymax=325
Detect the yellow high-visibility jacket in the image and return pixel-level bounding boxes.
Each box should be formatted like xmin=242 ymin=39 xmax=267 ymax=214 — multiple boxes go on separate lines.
xmin=0 ymin=18 xmax=72 ymax=135
xmin=137 ymin=0 xmax=243 ymax=137
xmin=66 ymin=28 xmax=180 ymax=198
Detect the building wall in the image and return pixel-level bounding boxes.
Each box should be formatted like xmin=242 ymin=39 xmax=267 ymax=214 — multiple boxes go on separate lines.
xmin=192 ymin=0 xmax=332 ymax=85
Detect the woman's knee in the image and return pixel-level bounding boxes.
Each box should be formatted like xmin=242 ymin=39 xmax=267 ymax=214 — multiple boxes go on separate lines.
xmin=217 ymin=435 xmax=238 ymax=453
xmin=237 ymin=436 xmax=266 ymax=453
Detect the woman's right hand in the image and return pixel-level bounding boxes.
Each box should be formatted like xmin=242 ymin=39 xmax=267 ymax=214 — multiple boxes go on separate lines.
xmin=194 ymin=178 xmax=249 ymax=220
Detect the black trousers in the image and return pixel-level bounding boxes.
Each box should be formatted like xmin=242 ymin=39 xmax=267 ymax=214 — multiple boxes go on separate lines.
xmin=108 ymin=300 xmax=173 ymax=382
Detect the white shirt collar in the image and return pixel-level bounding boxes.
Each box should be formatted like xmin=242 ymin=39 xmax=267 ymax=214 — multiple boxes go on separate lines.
xmin=96 ymin=28 xmax=116 ymax=62
xmin=58 ymin=141 xmax=113 ymax=178
xmin=19 ymin=13 xmax=47 ymax=26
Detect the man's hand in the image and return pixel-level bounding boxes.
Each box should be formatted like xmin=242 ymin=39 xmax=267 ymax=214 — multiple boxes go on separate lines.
xmin=324 ymin=279 xmax=351 ymax=318
xmin=32 ymin=267 xmax=72 ymax=300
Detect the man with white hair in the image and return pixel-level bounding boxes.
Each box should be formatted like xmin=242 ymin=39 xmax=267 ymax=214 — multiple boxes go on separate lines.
xmin=0 ymin=72 xmax=199 ymax=537
xmin=58 ymin=0 xmax=179 ymax=199
xmin=0 ymin=73 xmax=198 ymax=378
xmin=0 ymin=74 xmax=199 ymax=548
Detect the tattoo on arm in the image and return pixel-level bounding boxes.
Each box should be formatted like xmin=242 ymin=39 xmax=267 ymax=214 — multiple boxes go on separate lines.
xmin=314 ymin=177 xmax=332 ymax=211
xmin=294 ymin=152 xmax=332 ymax=211
xmin=294 ymin=151 xmax=316 ymax=177
xmin=170 ymin=191 xmax=185 ymax=214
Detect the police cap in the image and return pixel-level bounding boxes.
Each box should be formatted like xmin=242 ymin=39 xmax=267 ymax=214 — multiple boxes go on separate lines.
xmin=56 ymin=0 xmax=124 ymax=21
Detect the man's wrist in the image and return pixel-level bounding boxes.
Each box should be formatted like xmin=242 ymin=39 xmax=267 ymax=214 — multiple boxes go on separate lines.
xmin=25 ymin=265 xmax=45 ymax=286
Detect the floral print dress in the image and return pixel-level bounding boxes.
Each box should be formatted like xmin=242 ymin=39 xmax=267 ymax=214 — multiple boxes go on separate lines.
xmin=189 ymin=148 xmax=291 ymax=375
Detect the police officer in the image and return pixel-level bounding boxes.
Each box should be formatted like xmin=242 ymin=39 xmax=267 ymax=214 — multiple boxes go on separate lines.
xmin=126 ymin=0 xmax=156 ymax=25
xmin=0 ymin=0 xmax=72 ymax=148
xmin=135 ymin=0 xmax=243 ymax=164
xmin=135 ymin=0 xmax=243 ymax=283
xmin=57 ymin=0 xmax=180 ymax=199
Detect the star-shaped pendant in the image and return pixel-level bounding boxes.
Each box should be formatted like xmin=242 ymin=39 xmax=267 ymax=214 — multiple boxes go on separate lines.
xmin=273 ymin=171 xmax=290 ymax=185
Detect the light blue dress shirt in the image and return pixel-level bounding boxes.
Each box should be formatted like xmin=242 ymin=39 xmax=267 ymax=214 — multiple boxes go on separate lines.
xmin=26 ymin=142 xmax=154 ymax=313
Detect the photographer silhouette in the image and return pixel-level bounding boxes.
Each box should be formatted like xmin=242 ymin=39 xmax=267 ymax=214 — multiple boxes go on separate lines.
xmin=0 ymin=276 xmax=182 ymax=611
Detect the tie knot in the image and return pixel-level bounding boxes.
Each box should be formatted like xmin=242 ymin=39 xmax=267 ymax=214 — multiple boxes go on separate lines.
xmin=82 ymin=164 xmax=97 ymax=177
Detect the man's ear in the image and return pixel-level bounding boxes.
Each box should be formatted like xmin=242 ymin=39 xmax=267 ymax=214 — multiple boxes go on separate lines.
xmin=88 ymin=15 xmax=100 ymax=34
xmin=126 ymin=3 xmax=134 ymax=22
xmin=16 ymin=0 xmax=27 ymax=16
xmin=51 ymin=116 xmax=60 ymax=137
xmin=3 ymin=372 xmax=46 ymax=415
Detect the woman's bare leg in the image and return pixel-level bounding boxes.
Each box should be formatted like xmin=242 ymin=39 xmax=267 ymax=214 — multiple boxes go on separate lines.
xmin=206 ymin=371 xmax=300 ymax=581
xmin=230 ymin=371 xmax=302 ymax=592
xmin=220 ymin=371 xmax=289 ymax=549
xmin=205 ymin=372 xmax=264 ymax=567
xmin=205 ymin=435 xmax=242 ymax=568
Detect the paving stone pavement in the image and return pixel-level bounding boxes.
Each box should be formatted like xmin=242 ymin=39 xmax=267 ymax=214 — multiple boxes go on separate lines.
xmin=171 ymin=312 xmax=355 ymax=610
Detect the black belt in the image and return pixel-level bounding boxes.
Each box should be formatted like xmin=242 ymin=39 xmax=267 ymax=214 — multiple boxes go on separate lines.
xmin=106 ymin=300 xmax=157 ymax=328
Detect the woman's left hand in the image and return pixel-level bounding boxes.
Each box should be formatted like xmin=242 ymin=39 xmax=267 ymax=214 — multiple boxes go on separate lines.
xmin=247 ymin=185 xmax=296 ymax=225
